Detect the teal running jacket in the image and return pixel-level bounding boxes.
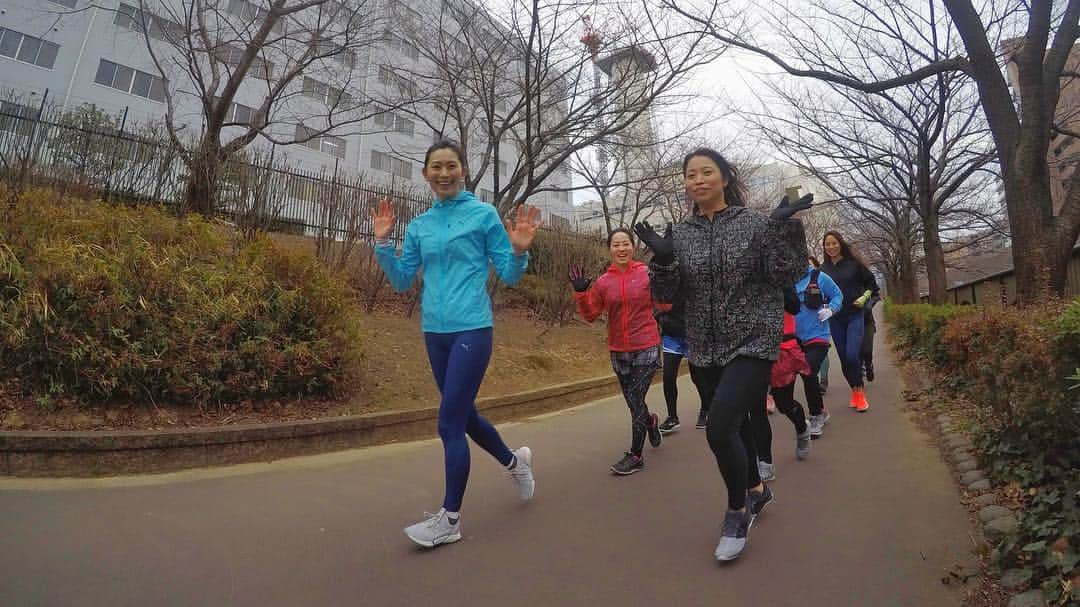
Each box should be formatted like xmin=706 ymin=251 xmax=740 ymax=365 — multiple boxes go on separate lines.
xmin=375 ymin=190 xmax=529 ymax=333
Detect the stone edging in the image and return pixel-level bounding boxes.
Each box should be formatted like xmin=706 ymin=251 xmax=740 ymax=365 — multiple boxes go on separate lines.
xmin=0 ymin=374 xmax=629 ymax=478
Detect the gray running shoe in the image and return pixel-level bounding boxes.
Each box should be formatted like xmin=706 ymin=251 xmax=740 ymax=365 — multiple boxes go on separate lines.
xmin=658 ymin=416 xmax=680 ymax=434
xmin=714 ymin=509 xmax=751 ymax=561
xmin=748 ymin=484 xmax=774 ymax=524
xmin=808 ymin=414 xmax=824 ymax=438
xmin=796 ymin=429 xmax=812 ymax=460
xmin=404 ymin=509 xmax=461 ymax=548
xmin=646 ymin=412 xmax=663 ymax=448
xmin=611 ymin=452 xmax=644 ymax=475
xmin=757 ymin=460 xmax=776 ymax=482
xmin=696 ymin=410 xmax=708 ymax=429
xmin=508 ymin=447 xmax=534 ymax=501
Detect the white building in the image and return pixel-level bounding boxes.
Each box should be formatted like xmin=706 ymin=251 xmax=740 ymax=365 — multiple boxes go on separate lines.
xmin=0 ymin=0 xmax=575 ymax=224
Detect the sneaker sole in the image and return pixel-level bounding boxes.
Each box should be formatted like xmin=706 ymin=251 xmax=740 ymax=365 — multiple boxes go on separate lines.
xmin=610 ymin=465 xmax=643 ymax=476
xmin=405 ymin=530 xmax=462 ymax=548
xmin=659 ymin=424 xmax=680 ymax=435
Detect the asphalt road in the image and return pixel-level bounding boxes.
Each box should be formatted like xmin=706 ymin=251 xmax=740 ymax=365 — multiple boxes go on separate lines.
xmin=0 ymin=324 xmax=974 ymax=607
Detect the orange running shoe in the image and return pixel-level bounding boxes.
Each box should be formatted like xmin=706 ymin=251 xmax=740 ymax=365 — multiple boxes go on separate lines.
xmin=849 ymin=389 xmax=858 ymax=408
xmin=854 ymin=389 xmax=870 ymax=412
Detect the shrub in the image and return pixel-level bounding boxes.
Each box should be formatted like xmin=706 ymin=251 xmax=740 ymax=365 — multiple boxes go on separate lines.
xmin=888 ymin=301 xmax=1080 ymax=602
xmin=502 ymin=227 xmax=609 ymax=324
xmin=0 ymin=188 xmax=364 ymax=404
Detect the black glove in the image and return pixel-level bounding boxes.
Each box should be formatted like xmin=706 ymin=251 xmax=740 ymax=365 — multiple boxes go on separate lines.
xmin=633 ymin=221 xmax=674 ymax=265
xmin=568 ymin=265 xmax=592 ymax=293
xmin=770 ymin=194 xmax=813 ymax=221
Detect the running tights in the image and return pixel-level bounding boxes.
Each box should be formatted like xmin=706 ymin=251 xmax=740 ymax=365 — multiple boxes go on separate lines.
xmin=612 ymin=349 xmax=660 ymax=455
xmin=689 ymin=357 xmax=771 ymax=510
xmin=425 ymin=328 xmax=514 ymax=513
xmin=756 ymin=382 xmax=808 ymax=464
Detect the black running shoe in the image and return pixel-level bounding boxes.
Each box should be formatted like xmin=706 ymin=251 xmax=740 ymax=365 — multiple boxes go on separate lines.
xmin=658 ymin=416 xmax=680 ymax=434
xmin=696 ymin=410 xmax=708 ymax=429
xmin=748 ymin=484 xmax=774 ymax=526
xmin=647 ymin=413 xmax=662 ymax=447
xmin=610 ymin=452 xmax=644 ymax=475
xmin=864 ymin=361 xmax=875 ymax=382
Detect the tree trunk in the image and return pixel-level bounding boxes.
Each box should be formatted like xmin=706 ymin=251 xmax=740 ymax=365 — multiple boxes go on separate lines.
xmin=896 ymin=249 xmax=918 ymax=303
xmin=922 ymin=210 xmax=948 ymax=304
xmin=1003 ymin=166 xmax=1067 ymax=302
xmin=184 ymin=137 xmax=222 ymax=217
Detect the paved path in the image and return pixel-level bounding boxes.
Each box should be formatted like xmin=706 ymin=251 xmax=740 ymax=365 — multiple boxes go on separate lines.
xmin=0 ymin=324 xmax=974 ymax=607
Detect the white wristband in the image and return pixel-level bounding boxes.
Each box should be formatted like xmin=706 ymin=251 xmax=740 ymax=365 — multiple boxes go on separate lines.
xmin=374 ymin=238 xmax=393 ymax=248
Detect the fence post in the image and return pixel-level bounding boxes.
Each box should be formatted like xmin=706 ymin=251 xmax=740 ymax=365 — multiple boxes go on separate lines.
xmin=102 ymin=106 xmax=129 ymax=202
xmin=15 ymin=88 xmax=49 ymax=194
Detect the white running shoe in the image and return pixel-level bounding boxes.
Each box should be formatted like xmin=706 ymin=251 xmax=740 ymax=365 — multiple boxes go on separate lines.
xmin=758 ymin=461 xmax=776 ymax=482
xmin=404 ymin=509 xmax=461 ymax=548
xmin=809 ymin=414 xmax=825 ymax=438
xmin=508 ymin=447 xmax=535 ymax=501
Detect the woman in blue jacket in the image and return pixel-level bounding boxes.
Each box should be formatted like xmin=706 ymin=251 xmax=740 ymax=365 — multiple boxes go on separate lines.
xmin=793 ymin=261 xmax=843 ymax=438
xmin=372 ymin=140 xmax=541 ymax=548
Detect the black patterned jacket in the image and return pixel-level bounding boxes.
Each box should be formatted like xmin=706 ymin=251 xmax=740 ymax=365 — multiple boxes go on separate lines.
xmin=649 ymin=206 xmax=808 ymax=367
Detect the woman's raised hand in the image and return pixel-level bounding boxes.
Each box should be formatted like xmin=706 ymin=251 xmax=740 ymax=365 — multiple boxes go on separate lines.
xmin=505 ymin=204 xmax=543 ymax=254
xmin=568 ymin=265 xmax=592 ymax=293
xmin=371 ymin=197 xmax=395 ymax=240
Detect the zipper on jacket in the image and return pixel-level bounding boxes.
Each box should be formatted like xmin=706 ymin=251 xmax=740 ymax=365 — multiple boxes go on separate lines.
xmin=620 ymin=268 xmax=629 ymax=350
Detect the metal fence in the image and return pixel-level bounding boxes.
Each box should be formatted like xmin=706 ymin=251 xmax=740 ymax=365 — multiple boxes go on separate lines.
xmin=0 ymin=101 xmax=431 ymax=243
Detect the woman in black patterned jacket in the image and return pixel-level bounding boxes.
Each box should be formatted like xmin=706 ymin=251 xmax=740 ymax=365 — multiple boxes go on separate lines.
xmin=635 ymin=148 xmax=809 ymax=562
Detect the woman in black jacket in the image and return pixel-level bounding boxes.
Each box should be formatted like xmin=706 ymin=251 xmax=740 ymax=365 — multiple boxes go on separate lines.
xmin=655 ymin=294 xmax=710 ymax=433
xmin=636 ymin=147 xmax=809 ymax=562
xmin=820 ymin=231 xmax=880 ymax=412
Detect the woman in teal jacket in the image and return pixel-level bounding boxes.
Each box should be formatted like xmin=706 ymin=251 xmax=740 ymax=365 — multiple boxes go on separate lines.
xmin=372 ymin=140 xmax=542 ymax=548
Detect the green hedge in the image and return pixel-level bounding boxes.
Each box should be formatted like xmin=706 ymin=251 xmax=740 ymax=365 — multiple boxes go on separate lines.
xmin=887 ymin=302 xmax=1079 ymax=602
xmin=0 ymin=188 xmax=364 ymax=404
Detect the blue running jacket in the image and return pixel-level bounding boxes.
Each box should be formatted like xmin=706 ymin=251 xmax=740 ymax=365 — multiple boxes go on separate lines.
xmin=375 ymin=190 xmax=529 ymax=333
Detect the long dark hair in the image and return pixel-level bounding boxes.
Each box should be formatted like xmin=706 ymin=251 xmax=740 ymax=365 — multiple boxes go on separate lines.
xmin=821 ymin=231 xmax=869 ymax=268
xmin=424 ymin=139 xmax=468 ymax=170
xmin=682 ymin=147 xmax=748 ymax=208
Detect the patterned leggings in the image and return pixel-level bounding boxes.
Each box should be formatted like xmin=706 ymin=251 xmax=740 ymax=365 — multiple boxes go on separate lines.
xmin=611 ymin=347 xmax=660 ymax=456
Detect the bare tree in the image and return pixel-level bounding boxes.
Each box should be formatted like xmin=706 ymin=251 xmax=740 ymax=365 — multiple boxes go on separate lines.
xmin=664 ymin=0 xmax=1080 ymax=303
xmin=368 ymin=0 xmax=721 ymax=215
xmin=748 ymin=65 xmax=1000 ymax=303
xmin=121 ymin=0 xmax=384 ymax=215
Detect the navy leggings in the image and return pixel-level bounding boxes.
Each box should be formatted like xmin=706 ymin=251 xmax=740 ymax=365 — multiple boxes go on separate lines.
xmin=829 ymin=312 xmax=866 ymax=388
xmin=425 ymin=328 xmax=514 ymax=512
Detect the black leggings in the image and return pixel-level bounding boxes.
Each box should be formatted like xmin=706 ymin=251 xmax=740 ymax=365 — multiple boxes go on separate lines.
xmin=862 ymin=318 xmax=876 ymax=365
xmin=662 ymin=351 xmax=684 ymax=418
xmin=689 ymin=357 xmax=771 ymax=511
xmin=756 ymin=382 xmax=808 ymax=464
xmin=801 ymin=344 xmax=829 ymax=416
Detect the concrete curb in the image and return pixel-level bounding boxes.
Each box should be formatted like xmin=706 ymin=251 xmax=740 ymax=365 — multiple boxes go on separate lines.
xmin=0 ymin=374 xmax=629 ymax=478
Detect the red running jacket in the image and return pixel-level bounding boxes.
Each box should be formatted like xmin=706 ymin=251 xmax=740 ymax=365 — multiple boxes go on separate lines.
xmin=574 ymin=261 xmax=669 ymax=352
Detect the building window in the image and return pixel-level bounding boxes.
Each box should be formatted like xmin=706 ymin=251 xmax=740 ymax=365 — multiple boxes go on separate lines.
xmin=479 ymin=188 xmax=494 ymax=202
xmin=0 ymin=28 xmax=60 ymax=69
xmin=94 ymin=59 xmax=166 ymax=101
xmin=385 ymin=0 xmax=421 ymax=27
xmin=213 ymin=98 xmax=259 ymax=126
xmin=370 ymin=150 xmax=413 ymax=179
xmin=386 ymin=32 xmax=420 ymax=61
xmin=377 ymin=65 xmax=417 ymax=96
xmin=295 ymin=125 xmax=346 ymax=158
xmin=374 ymin=111 xmax=414 ymax=136
xmin=214 ymin=44 xmax=274 ymax=80
xmin=499 ymin=160 xmax=507 ymax=177
xmin=312 ymin=40 xmax=357 ymax=69
xmin=0 ymin=101 xmax=37 ymax=136
xmin=114 ymin=3 xmax=183 ymax=42
xmin=302 ymin=76 xmax=352 ymax=107
xmin=225 ymin=0 xmax=284 ymax=31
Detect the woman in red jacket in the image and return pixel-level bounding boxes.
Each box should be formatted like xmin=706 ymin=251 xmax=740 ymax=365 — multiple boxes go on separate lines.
xmin=570 ymin=228 xmax=668 ymax=475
